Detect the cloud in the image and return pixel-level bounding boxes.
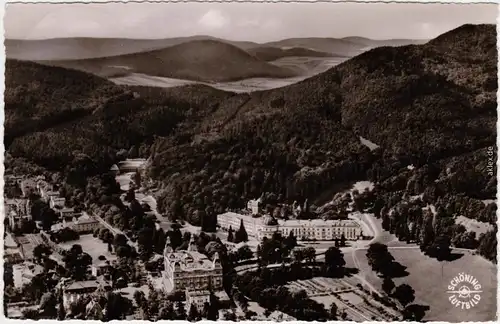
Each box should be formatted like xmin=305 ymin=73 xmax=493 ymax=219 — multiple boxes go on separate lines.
xmin=198 ymin=9 xmax=229 ymax=30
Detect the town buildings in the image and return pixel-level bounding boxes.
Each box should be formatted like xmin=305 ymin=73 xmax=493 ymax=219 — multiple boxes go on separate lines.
xmin=52 ymin=212 xmax=101 ymax=234
xmin=5 ymin=174 xmax=24 ymax=186
xmin=110 ymin=164 xmax=120 ymax=175
xmin=5 ymin=199 xmax=31 ymax=229
xmin=20 ymin=179 xmax=37 ymax=198
xmin=49 ymin=196 xmax=66 ymax=209
xmin=186 ymin=290 xmax=211 ymax=311
xmin=91 ymin=261 xmax=112 ymax=278
xmin=58 ymin=207 xmax=83 ymax=220
xmin=72 ymin=214 xmax=102 ymax=233
xmin=217 ymin=202 xmax=363 ymax=241
xmin=247 ymin=199 xmax=261 ymax=215
xmin=162 ymin=237 xmax=223 ymax=293
xmin=117 ymin=158 xmax=148 ymax=174
xmin=61 ymin=279 xmax=111 ymax=310
xmin=4 ymin=233 xmax=23 ymax=264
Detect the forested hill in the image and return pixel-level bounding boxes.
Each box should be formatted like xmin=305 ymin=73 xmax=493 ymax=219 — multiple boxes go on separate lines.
xmin=34 ymin=39 xmax=298 ymax=82
xmin=4 ymin=59 xmax=125 ymax=144
xmin=147 ymin=23 xmax=496 ymax=214
xmin=5 ymin=25 xmax=497 ymax=261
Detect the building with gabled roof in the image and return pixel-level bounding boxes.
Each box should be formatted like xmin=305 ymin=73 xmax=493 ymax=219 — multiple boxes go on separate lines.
xmin=61 ymin=278 xmax=111 ymax=310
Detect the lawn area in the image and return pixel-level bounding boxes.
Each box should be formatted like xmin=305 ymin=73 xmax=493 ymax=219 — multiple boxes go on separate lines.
xmin=455 ymin=215 xmax=493 ymax=236
xmin=59 ymin=234 xmax=116 ymax=265
xmin=354 ymin=247 xmax=497 ymax=322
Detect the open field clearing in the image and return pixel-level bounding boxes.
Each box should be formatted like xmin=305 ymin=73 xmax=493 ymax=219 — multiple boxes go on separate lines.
xmin=455 ymin=215 xmax=493 ymax=236
xmin=60 ymin=234 xmax=116 ymax=264
xmin=353 ymin=247 xmax=497 ymax=321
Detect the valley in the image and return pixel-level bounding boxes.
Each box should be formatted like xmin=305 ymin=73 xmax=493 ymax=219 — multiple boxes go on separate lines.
xmin=110 ymin=57 xmax=348 ymax=92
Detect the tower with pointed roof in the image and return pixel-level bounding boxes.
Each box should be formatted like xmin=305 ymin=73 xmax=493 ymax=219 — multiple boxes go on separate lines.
xmin=187 ymin=235 xmax=197 ymax=252
xmin=164 ymin=236 xmax=173 ymax=254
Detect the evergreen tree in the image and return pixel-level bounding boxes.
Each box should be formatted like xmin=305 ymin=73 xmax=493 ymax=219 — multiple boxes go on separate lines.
xmin=329 ymin=302 xmax=338 ymax=320
xmin=382 ymin=277 xmax=395 ymax=295
xmin=187 ymin=304 xmax=201 ymax=322
xmin=227 ymin=226 xmax=234 ymax=242
xmin=284 ymin=231 xmax=297 ymax=250
xmin=393 ymin=284 xmax=415 ymax=306
xmin=340 ymin=234 xmax=346 ymax=247
xmin=420 ymin=212 xmax=435 ymax=252
xmin=57 ymin=292 xmax=66 ymax=320
xmin=175 ymin=300 xmax=186 ymax=320
xmin=206 ymin=292 xmax=219 ymax=320
xmin=235 ymin=219 xmax=248 ymax=243
xmin=158 ymin=301 xmax=175 ymax=320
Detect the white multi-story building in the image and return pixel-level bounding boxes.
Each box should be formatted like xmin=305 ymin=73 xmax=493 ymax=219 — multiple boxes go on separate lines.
xmin=216 ymin=211 xmax=263 ymax=237
xmin=53 ymin=212 xmax=101 ymax=234
xmin=72 ymin=214 xmax=101 ymax=233
xmin=5 ymin=199 xmax=30 ymax=228
xmin=217 ymin=211 xmax=362 ymax=241
xmin=117 ymin=158 xmax=147 ymax=173
xmin=36 ymin=180 xmax=59 ymax=202
xmin=49 ymin=196 xmax=66 ymax=209
xmin=43 ymin=191 xmax=61 ymax=203
xmin=162 ymin=237 xmax=223 ymax=293
xmin=247 ymin=199 xmax=261 ymax=215
xmin=59 ymin=207 xmax=82 ymax=220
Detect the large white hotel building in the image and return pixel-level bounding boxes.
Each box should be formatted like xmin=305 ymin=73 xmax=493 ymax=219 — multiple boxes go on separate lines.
xmin=217 ymin=200 xmax=362 ymax=241
xmin=162 ymin=237 xmax=223 ymax=292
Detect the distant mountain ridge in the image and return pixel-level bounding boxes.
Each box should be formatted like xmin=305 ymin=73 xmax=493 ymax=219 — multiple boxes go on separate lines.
xmin=5 ymin=36 xmax=260 ymax=61
xmin=34 ymin=39 xmax=299 ymax=82
xmin=247 ymin=46 xmax=338 ymax=61
xmin=7 ymin=34 xmax=427 ymax=84
xmin=6 ymin=34 xmax=426 ymax=61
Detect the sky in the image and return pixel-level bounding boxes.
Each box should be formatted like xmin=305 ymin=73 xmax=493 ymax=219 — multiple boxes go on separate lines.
xmin=5 ymin=2 xmax=498 ymax=41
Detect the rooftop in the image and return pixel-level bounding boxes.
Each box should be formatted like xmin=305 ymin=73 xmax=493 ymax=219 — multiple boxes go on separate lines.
xmin=277 ymin=218 xmax=361 ymax=227
xmin=218 ymin=211 xmax=361 ymax=227
xmin=65 ymin=279 xmax=111 ymax=292
xmin=165 ymin=250 xmax=215 ymax=271
xmin=5 ymin=233 xmax=18 ymax=248
xmin=74 ymin=215 xmax=99 ymax=225
xmin=118 ymin=158 xmax=147 ymax=170
xmin=186 ymin=289 xmax=210 ymax=297
xmin=59 ymin=207 xmax=76 ymax=213
xmin=214 ymin=290 xmax=230 ymax=301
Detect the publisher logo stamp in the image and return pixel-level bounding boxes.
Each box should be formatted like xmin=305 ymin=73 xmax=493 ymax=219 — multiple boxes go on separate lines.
xmin=447 ymin=272 xmax=482 ymax=309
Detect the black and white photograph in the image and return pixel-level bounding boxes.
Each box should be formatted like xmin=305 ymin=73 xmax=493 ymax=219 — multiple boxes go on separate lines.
xmin=2 ymin=1 xmax=498 ymax=322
